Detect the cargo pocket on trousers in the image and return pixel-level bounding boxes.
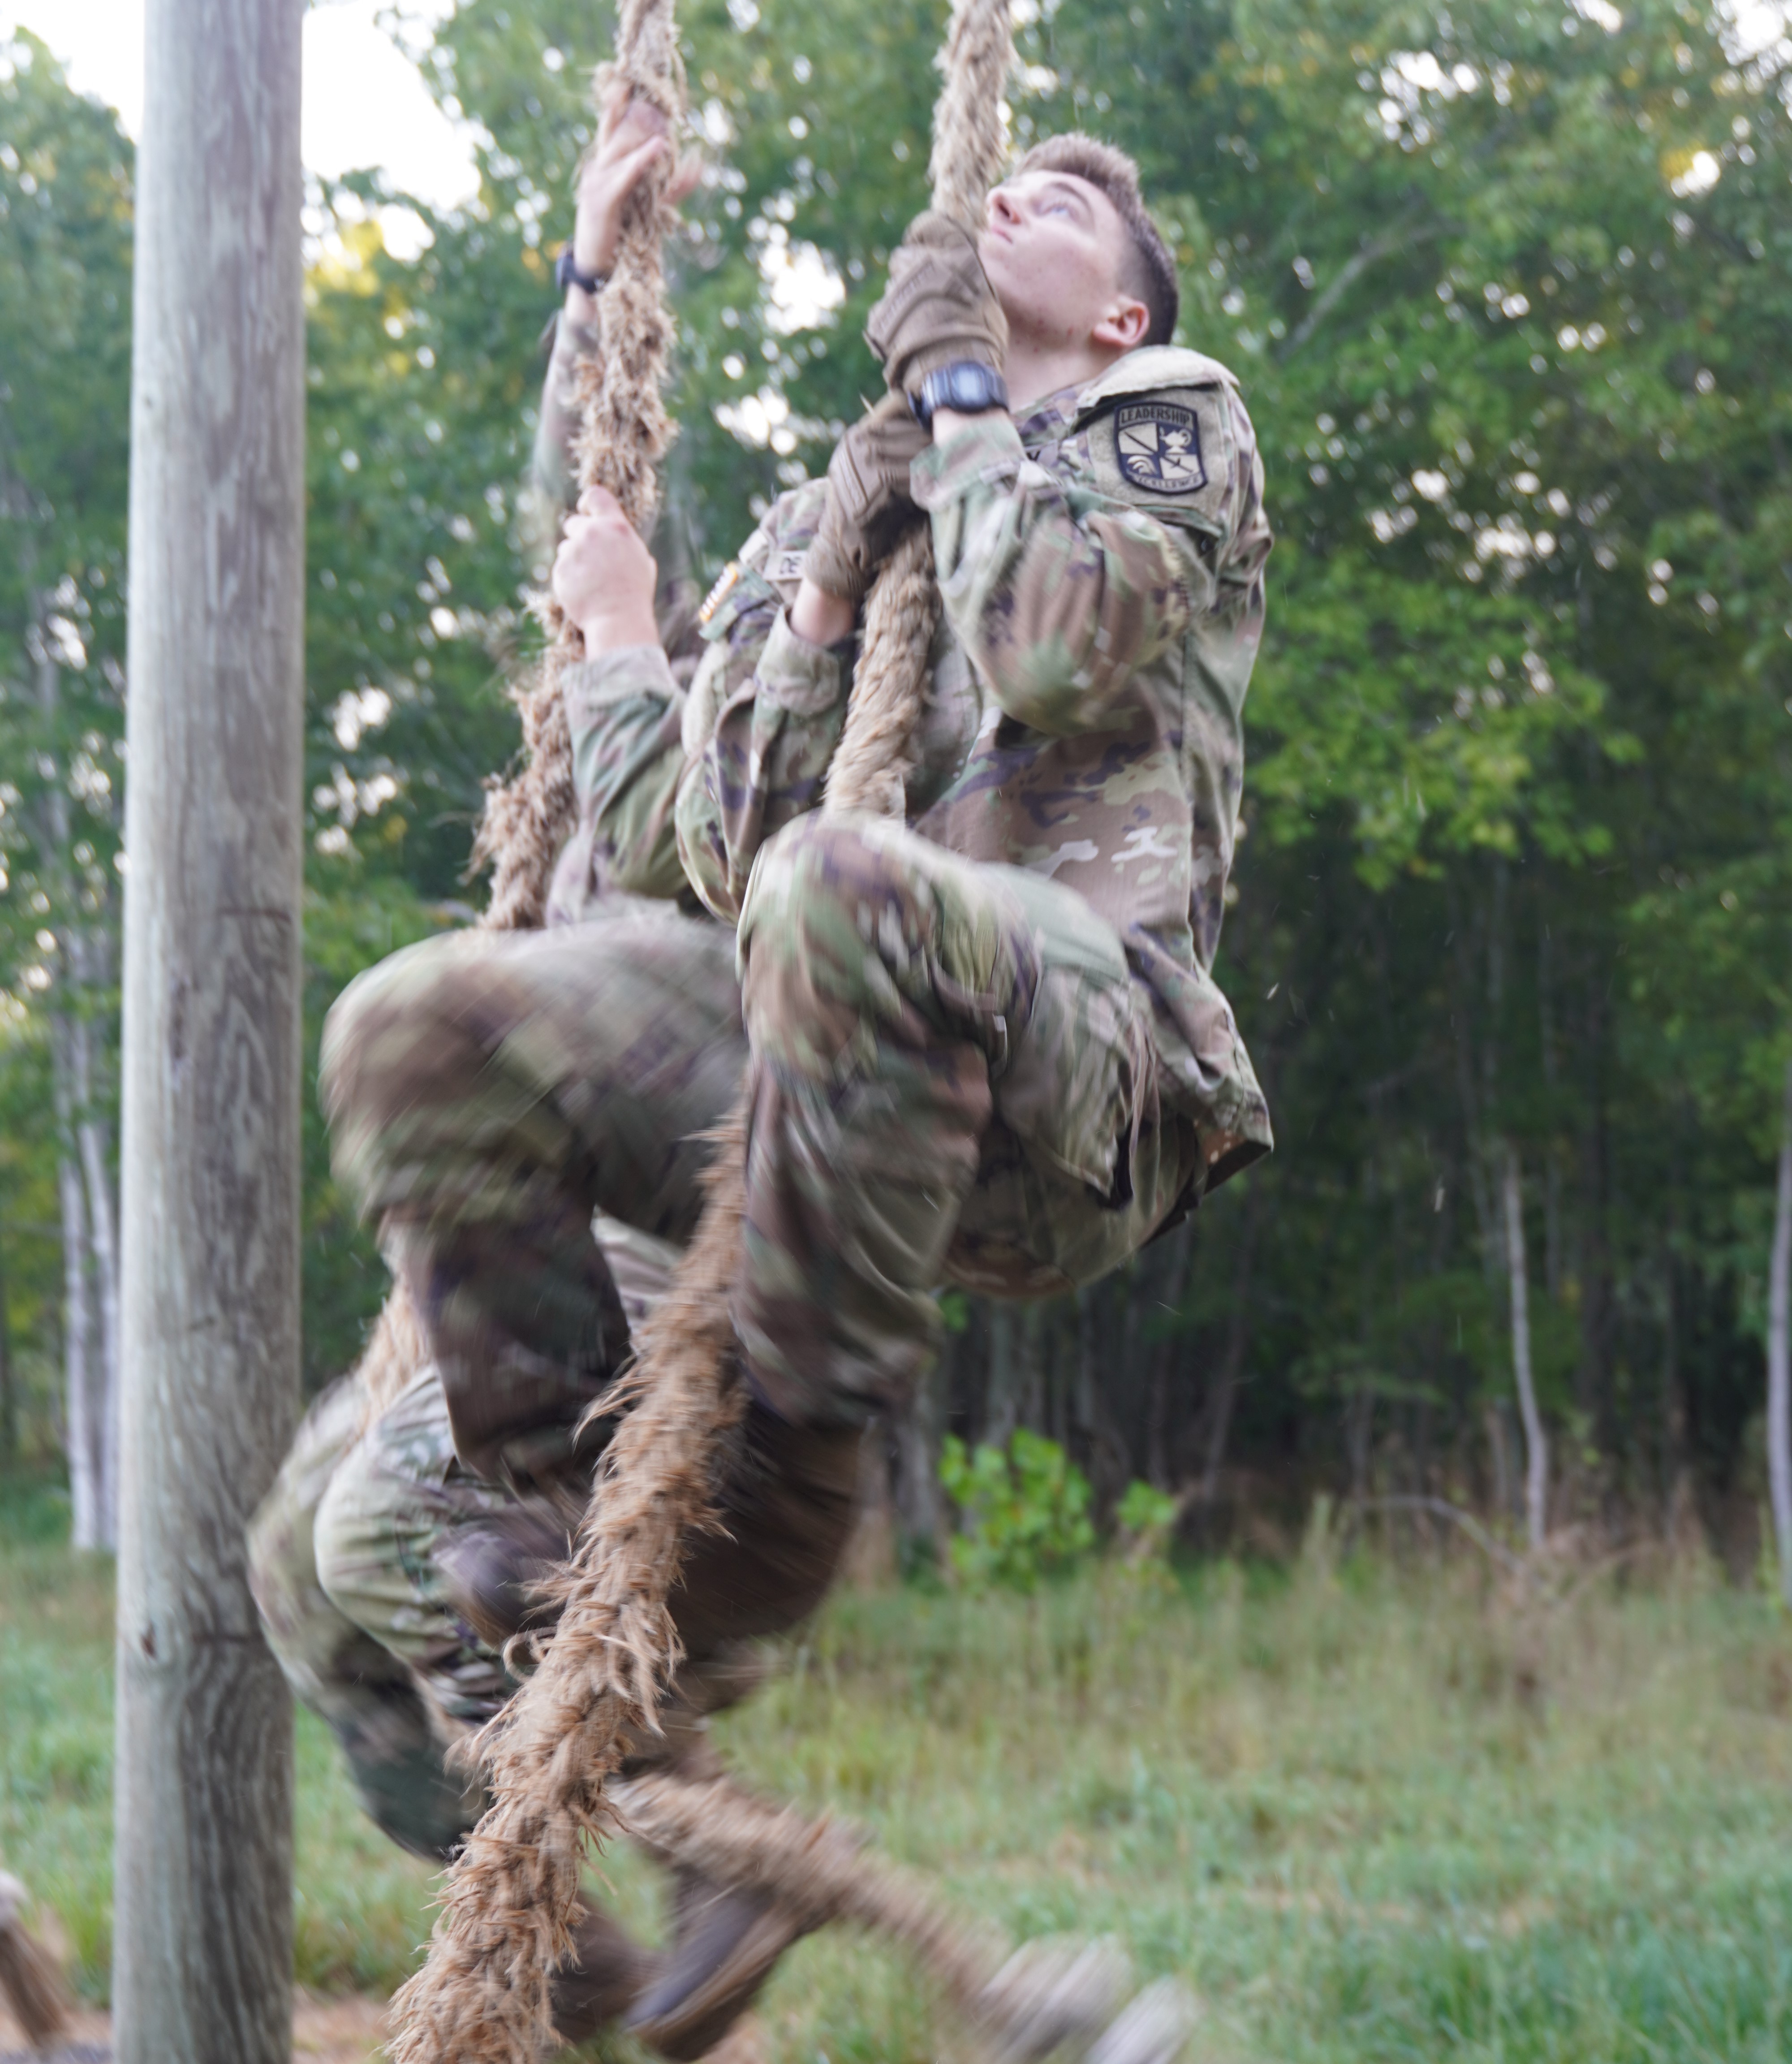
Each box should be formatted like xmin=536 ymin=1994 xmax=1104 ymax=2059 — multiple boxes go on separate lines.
xmin=986 ymin=865 xmax=1153 ymax=1202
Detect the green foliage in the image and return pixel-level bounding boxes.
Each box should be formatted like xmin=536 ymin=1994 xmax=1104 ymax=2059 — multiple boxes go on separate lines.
xmin=0 ymin=35 xmax=131 ymax=981
xmin=4 ymin=0 xmax=1792 ymax=1503
xmin=10 ymin=1483 xmax=1792 ymax=2056
xmin=939 ymin=1429 xmax=1095 ymax=1589
xmin=1115 ymin=1477 xmax=1179 ymax=1546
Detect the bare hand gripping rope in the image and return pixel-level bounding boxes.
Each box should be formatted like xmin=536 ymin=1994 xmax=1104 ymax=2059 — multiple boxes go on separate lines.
xmin=384 ymin=4 xmax=1194 ymax=2059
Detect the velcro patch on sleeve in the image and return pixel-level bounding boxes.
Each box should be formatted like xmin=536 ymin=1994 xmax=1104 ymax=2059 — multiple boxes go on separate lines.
xmin=1115 ymin=402 xmax=1207 ymax=494
xmin=1089 ymin=387 xmax=1230 ymax=533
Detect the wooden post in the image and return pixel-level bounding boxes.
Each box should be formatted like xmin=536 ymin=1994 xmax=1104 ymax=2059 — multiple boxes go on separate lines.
xmin=112 ymin=0 xmax=305 ymax=2053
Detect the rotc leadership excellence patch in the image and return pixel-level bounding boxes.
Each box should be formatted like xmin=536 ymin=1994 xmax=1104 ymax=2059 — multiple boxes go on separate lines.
xmin=1113 ymin=401 xmax=1207 ymax=495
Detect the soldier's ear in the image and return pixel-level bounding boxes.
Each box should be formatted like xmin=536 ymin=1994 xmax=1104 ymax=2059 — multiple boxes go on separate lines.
xmin=1091 ymin=294 xmax=1150 ymax=354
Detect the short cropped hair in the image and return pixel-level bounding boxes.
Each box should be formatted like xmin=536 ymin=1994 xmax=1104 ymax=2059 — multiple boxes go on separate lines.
xmin=1015 ymin=133 xmax=1179 ymax=347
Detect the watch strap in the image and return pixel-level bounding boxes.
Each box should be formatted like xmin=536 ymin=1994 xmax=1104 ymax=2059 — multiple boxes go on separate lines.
xmin=911 ymin=361 xmax=1009 ymax=429
xmin=555 ymin=245 xmax=608 ymax=297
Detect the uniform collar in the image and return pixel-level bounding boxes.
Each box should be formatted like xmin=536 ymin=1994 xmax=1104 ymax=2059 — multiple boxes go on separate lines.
xmin=1014 ymin=383 xmax=1086 ymax=450
xmin=1015 ymin=345 xmax=1241 ymax=451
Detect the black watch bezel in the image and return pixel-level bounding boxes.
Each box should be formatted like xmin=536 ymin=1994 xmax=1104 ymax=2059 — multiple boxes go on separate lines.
xmin=555 ymin=245 xmax=607 ymax=297
xmin=911 ymin=362 xmax=1010 ymax=429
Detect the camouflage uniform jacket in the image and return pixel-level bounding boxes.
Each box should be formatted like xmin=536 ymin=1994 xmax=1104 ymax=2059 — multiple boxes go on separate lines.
xmin=554 ymin=344 xmax=1275 ymax=1184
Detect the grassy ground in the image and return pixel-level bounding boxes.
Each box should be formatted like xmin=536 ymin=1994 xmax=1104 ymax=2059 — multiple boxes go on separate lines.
xmin=5 ymin=1475 xmax=1792 ymax=2063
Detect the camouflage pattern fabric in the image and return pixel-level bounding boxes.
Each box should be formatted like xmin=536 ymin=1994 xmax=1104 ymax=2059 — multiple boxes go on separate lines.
xmin=322 ymin=821 xmax=1198 ymax=1431
xmin=246 ymin=1373 xmax=488 ymax=1861
xmin=519 ymin=308 xmax=600 ymax=569
xmin=311 ymin=1362 xmax=520 ymax=1728
xmin=563 ymin=346 xmax=1275 ymax=1181
xmin=321 ymin=895 xmax=746 ymax=1481
xmin=248 ymin=1350 xmax=855 ymax=1878
xmin=259 ymin=333 xmax=1277 ymax=1875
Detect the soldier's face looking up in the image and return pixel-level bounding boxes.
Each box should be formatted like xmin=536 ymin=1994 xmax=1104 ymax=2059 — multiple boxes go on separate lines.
xmin=979 ymin=171 xmax=1150 ymax=359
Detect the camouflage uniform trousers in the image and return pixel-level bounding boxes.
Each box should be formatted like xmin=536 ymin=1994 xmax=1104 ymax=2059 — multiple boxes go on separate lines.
xmin=246 ymin=1364 xmax=495 ymax=1861
xmin=249 ymin=1222 xmax=685 ymax=1862
xmin=261 ymin=821 xmax=1198 ymax=1847
xmin=323 ymin=817 xmax=1200 ymax=1432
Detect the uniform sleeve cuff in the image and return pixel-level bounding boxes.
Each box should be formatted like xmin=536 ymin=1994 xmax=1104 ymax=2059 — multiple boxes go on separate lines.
xmin=756 ymin=609 xmax=845 ymax=716
xmin=561 ymin=646 xmax=679 ymax=730
xmin=910 ymin=413 xmax=1026 ymax=509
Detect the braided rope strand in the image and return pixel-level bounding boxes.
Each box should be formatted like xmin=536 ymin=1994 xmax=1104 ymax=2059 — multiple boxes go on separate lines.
xmin=386 ymin=3 xmax=693 ymax=2054
xmin=473 ymin=16 xmax=683 ymax=935
xmin=362 ymin=4 xmax=690 ymax=1415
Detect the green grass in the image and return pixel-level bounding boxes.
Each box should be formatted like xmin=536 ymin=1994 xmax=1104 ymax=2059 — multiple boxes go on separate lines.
xmin=5 ymin=1473 xmax=1792 ymax=2062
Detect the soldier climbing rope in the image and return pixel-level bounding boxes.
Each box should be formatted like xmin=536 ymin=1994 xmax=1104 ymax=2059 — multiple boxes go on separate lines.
xmin=175 ymin=0 xmax=1222 ymax=2047
xmin=303 ymin=0 xmax=1208 ymax=2058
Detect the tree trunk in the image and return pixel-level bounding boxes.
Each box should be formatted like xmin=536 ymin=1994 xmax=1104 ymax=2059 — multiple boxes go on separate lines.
xmin=1503 ymin=1144 xmax=1547 ymax=1550
xmin=1484 ymin=1403 xmax=1511 ymax=1521
xmin=1576 ymin=983 xmax=1615 ymax=1469
xmin=1346 ymin=1384 xmax=1375 ymax=1505
xmin=893 ymin=1361 xmax=943 ymax=1556
xmin=1145 ymin=1219 xmax=1194 ymax=1490
xmin=55 ymin=1141 xmax=99 ymax=1549
xmin=1766 ymin=1056 xmax=1792 ymax=1608
xmin=36 ymin=630 xmax=121 ymax=1545
xmin=51 ymin=1011 xmax=120 ymax=1548
xmin=842 ymin=1418 xmax=897 ymax=1589
xmin=1660 ymin=1205 xmax=1689 ymax=1527
xmin=1074 ymin=1282 xmax=1130 ymax=1511
xmin=111 ymin=0 xmax=305 ymax=2053
xmin=1200 ymin=1181 xmax=1263 ymax=1508
xmin=984 ymin=1303 xmax=1019 ymax=1449
xmin=77 ymin=1114 xmax=121 ymax=1545
xmin=1019 ymin=1301 xmax=1047 ymax=1435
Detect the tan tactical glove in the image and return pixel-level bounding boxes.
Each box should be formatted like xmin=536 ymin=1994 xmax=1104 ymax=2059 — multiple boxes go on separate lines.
xmin=804 ymin=392 xmax=930 ymax=603
xmin=863 ymin=210 xmax=1009 ymax=401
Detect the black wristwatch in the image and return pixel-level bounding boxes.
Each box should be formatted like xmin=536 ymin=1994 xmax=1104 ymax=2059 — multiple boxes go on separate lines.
xmin=555 ymin=244 xmax=608 ymax=297
xmin=910 ymin=361 xmax=1009 ymax=429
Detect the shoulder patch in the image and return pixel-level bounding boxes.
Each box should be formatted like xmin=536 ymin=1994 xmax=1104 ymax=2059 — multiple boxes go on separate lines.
xmin=1081 ymin=384 xmax=1233 ymax=535
xmin=1113 ymin=402 xmax=1208 ymax=497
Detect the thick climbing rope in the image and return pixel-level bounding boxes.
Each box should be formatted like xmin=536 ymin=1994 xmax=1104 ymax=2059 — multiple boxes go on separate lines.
xmin=348 ymin=0 xmax=686 ymax=1431
xmin=385 ymin=6 xmax=696 ymax=2060
xmin=384 ymin=9 xmax=1189 ymax=2063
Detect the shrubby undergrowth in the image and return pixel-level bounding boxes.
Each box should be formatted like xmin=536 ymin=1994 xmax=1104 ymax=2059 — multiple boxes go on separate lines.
xmin=6 ymin=1476 xmax=1791 ymax=2061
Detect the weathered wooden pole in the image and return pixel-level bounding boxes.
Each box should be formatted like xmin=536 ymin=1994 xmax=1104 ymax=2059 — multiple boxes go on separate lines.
xmin=112 ymin=0 xmax=305 ymax=2052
